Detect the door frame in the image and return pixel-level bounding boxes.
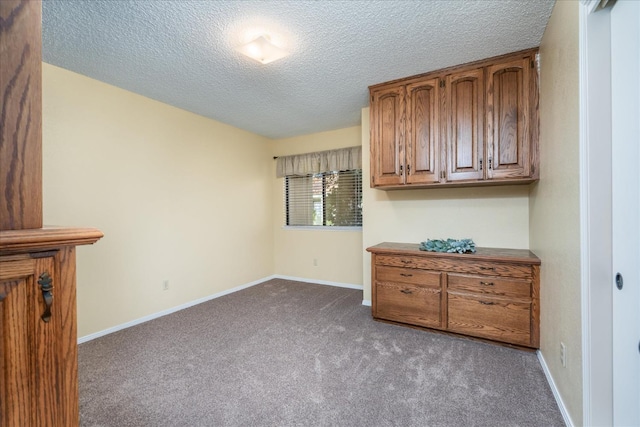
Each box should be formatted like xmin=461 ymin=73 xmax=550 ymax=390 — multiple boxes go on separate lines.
xmin=579 ymin=1 xmax=614 ymax=425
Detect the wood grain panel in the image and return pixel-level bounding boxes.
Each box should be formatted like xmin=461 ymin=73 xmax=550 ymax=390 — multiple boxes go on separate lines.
xmin=0 ymin=227 xmax=104 ymax=255
xmin=446 ymin=68 xmax=484 ymax=182
xmin=370 ymin=86 xmax=405 ymax=187
xmin=447 ymin=292 xmax=531 ymax=346
xmin=406 ymin=78 xmax=440 ymax=184
xmin=0 ymin=260 xmax=36 ymax=426
xmin=447 ymin=273 xmax=531 ymax=299
xmin=377 ymin=265 xmax=440 ymax=287
xmin=376 ymin=281 xmax=443 ymax=328
xmin=32 ymin=257 xmax=58 ymax=426
xmin=531 ymin=264 xmax=540 ymax=348
xmin=375 ymin=255 xmax=533 ymax=279
xmin=497 ymin=70 xmax=519 ymax=165
xmin=367 ymin=242 xmax=541 ymax=264
xmin=486 ymin=57 xmax=530 ymax=179
xmin=55 ymin=247 xmax=79 ymax=427
xmin=0 ymin=0 xmax=43 ymax=230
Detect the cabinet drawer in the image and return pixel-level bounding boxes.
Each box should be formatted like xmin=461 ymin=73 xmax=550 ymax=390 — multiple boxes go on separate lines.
xmin=375 ymin=255 xmax=532 ymax=279
xmin=376 ymin=266 xmax=441 ymax=287
xmin=375 ymin=281 xmax=442 ymax=329
xmin=447 ymin=274 xmax=531 ymax=299
xmin=447 ymin=293 xmax=532 ymax=347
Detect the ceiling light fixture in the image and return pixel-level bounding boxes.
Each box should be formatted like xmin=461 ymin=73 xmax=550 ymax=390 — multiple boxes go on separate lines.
xmin=236 ymin=35 xmax=288 ymax=64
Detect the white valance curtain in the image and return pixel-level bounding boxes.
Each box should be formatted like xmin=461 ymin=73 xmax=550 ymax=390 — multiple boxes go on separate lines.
xmin=275 ymin=146 xmax=362 ymax=178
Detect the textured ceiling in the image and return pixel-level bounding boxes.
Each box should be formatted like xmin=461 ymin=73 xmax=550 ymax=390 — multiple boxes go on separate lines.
xmin=42 ymin=0 xmax=554 ymax=139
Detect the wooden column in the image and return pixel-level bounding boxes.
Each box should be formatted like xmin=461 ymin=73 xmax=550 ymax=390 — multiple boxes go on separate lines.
xmin=0 ymin=0 xmax=43 ymax=230
xmin=1 ymin=2 xmax=103 ymax=425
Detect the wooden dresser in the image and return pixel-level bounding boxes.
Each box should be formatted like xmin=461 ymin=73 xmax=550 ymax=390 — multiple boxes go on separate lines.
xmin=367 ymin=242 xmax=540 ymax=348
xmin=1 ymin=1 xmax=103 ymax=425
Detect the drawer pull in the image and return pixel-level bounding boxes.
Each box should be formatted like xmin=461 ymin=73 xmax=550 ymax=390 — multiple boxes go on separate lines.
xmin=480 ymin=281 xmax=494 ymax=286
xmin=480 ymin=267 xmax=496 ymax=271
xmin=479 ymin=301 xmax=495 ymax=305
xmin=400 ymin=273 xmax=413 ymax=277
xmin=400 ymin=259 xmax=411 ymax=264
xmin=400 ymin=289 xmax=413 ymax=295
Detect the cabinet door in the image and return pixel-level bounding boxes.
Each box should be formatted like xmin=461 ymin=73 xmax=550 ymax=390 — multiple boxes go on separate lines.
xmin=0 ymin=258 xmax=37 ymax=426
xmin=486 ymin=57 xmax=532 ymax=179
xmin=445 ymin=68 xmax=485 ymax=182
xmin=0 ymin=250 xmax=79 ymax=426
xmin=405 ymin=78 xmax=441 ymax=184
xmin=370 ymin=85 xmax=405 ymax=187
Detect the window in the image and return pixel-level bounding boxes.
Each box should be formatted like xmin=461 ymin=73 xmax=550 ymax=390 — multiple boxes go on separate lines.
xmin=285 ymin=170 xmax=362 ymax=227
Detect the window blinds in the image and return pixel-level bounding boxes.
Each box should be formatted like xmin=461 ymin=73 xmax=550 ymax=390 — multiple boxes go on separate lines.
xmin=285 ymin=170 xmax=362 ymax=227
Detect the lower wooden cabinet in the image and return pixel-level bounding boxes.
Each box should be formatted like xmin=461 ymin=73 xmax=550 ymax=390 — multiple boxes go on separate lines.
xmin=0 ymin=228 xmax=102 ymax=427
xmin=367 ymin=242 xmax=540 ymax=348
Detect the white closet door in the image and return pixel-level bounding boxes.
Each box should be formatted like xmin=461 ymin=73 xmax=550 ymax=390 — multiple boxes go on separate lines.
xmin=611 ymin=1 xmax=640 ymax=425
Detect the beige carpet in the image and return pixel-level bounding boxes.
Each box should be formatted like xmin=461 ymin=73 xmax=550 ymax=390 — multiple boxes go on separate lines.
xmin=78 ymin=278 xmax=565 ymax=426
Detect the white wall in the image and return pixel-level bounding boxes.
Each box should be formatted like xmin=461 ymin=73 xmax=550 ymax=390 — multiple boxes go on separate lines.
xmin=42 ymin=64 xmax=274 ymax=337
xmin=529 ymin=0 xmax=583 ymax=424
xmin=271 ymin=127 xmax=363 ymax=286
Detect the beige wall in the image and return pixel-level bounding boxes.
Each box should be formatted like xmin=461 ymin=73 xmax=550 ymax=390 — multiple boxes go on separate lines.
xmin=530 ymin=1 xmax=582 ymax=424
xmin=271 ymin=127 xmax=363 ymax=286
xmin=42 ymin=64 xmax=274 ymax=338
xmin=361 ymin=107 xmax=531 ymax=303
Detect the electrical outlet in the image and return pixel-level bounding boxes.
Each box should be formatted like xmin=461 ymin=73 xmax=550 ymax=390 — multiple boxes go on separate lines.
xmin=163 ymin=280 xmax=170 ymax=291
xmin=560 ymin=342 xmax=566 ymax=367
xmin=313 ymin=258 xmax=318 ymax=266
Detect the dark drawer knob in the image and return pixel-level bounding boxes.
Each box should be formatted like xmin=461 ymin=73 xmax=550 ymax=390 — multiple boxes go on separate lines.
xmin=479 ymin=300 xmax=495 ymax=306
xmin=480 ymin=266 xmax=495 ymax=271
xmin=480 ymin=281 xmax=494 ymax=286
xmin=400 ymin=273 xmax=413 ymax=277
xmin=400 ymin=289 xmax=413 ymax=295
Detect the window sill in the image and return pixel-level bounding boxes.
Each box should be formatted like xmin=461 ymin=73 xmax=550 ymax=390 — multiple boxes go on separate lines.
xmin=282 ymin=226 xmax=362 ymax=232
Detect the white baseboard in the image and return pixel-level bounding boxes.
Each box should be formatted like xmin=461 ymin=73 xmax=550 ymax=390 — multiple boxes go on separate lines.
xmin=78 ymin=275 xmax=277 ymax=344
xmin=537 ymin=350 xmax=575 ymax=427
xmin=272 ymin=274 xmax=363 ymax=290
xmin=362 ymin=299 xmax=372 ymax=306
xmin=78 ymin=275 xmax=364 ymax=344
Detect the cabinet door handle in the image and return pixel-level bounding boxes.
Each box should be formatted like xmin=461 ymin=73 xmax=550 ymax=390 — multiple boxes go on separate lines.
xmin=400 ymin=273 xmax=413 ymax=277
xmin=479 ymin=159 xmax=483 ymax=171
xmin=480 ymin=281 xmax=494 ymax=286
xmin=38 ymin=272 xmax=54 ymax=323
xmin=400 ymin=289 xmax=413 ymax=295
xmin=479 ymin=301 xmax=495 ymax=306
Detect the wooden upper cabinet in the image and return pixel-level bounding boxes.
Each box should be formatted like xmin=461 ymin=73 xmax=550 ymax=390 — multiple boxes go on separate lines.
xmin=486 ymin=56 xmax=532 ymax=180
xmin=405 ymin=78 xmax=440 ymax=185
xmin=369 ymin=48 xmax=539 ymax=189
xmin=370 ymin=85 xmax=405 ymax=187
xmin=445 ymin=68 xmax=484 ymax=182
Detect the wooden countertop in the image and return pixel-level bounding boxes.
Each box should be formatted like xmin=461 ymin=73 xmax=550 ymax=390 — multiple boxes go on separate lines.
xmin=366 ymin=242 xmax=540 ymax=265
